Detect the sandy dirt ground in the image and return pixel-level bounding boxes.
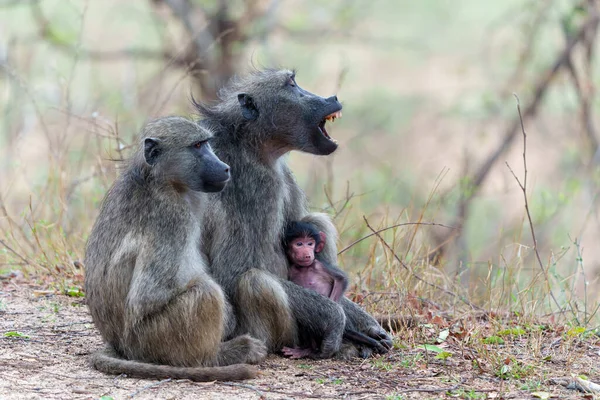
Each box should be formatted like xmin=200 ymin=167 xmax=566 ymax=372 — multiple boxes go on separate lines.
xmin=1 ymin=280 xmax=599 ymax=400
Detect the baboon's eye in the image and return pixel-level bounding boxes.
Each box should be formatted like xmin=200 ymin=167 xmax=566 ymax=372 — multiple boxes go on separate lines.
xmin=193 ymin=141 xmax=205 ymax=149
xmin=287 ymin=77 xmax=296 ymax=87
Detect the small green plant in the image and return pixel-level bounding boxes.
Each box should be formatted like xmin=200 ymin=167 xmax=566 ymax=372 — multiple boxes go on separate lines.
xmin=497 ymin=327 xmax=527 ymax=336
xmin=4 ymin=331 xmax=30 ymax=339
xmin=448 ymin=389 xmax=485 ymax=399
xmin=372 ymin=358 xmax=394 ymax=371
xmin=566 ymin=326 xmax=586 ymax=337
xmin=495 ymin=359 xmax=534 ymax=380
xmin=65 ymin=286 xmax=85 ymax=297
xmin=392 ymin=339 xmax=407 ymax=350
xmin=435 ymin=351 xmax=453 ymax=362
xmin=385 ymin=394 xmax=405 ymax=400
xmin=314 ymin=377 xmax=342 ymax=385
xmin=416 ymin=344 xmax=445 ymax=353
xmin=50 ymin=302 xmax=61 ymax=313
xmin=482 ymin=335 xmax=505 ymax=345
xmin=400 ymin=353 xmax=423 ymax=369
xmin=297 ymin=364 xmax=312 ymax=370
xmin=99 ymin=396 xmax=114 ymax=400
xmin=520 ymin=379 xmax=543 ymax=391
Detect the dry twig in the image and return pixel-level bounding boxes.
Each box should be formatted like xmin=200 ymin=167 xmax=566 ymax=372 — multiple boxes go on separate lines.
xmin=505 ymin=95 xmax=577 ymax=322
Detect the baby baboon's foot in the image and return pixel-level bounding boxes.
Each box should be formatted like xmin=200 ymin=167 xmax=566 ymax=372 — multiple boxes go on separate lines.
xmin=281 ymin=346 xmax=316 ymax=359
xmin=219 ymin=334 xmax=267 ymax=365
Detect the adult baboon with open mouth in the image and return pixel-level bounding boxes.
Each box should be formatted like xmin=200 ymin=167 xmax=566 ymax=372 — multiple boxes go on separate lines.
xmin=197 ymin=69 xmax=392 ymax=358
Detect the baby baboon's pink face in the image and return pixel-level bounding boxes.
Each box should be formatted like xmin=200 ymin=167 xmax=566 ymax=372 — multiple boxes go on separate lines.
xmin=287 ymin=235 xmax=316 ymax=267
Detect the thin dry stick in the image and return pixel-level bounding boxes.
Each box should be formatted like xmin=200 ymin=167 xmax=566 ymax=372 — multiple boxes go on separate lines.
xmin=363 ymin=216 xmax=483 ymax=311
xmin=505 ymin=95 xmax=577 ymax=322
xmin=127 ymin=378 xmax=172 ymax=398
xmin=218 ymin=381 xmax=337 ymax=399
xmin=397 ymin=382 xmax=462 ymax=394
xmin=338 ymin=222 xmax=456 ymax=255
xmin=218 ymin=382 xmax=266 ymax=399
xmin=0 ymin=239 xmax=32 ymax=267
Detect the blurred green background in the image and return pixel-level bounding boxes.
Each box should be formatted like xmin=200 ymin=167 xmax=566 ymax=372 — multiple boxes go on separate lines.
xmin=1 ymin=0 xmax=599 ymax=322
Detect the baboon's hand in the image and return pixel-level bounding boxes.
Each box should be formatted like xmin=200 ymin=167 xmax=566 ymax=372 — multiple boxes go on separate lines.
xmin=366 ymin=325 xmax=394 ymax=352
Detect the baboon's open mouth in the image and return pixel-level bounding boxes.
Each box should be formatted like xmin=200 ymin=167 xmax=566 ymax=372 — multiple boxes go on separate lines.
xmin=318 ymin=110 xmax=342 ymax=143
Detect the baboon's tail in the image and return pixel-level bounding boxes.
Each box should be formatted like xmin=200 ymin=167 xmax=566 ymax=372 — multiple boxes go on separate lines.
xmin=91 ymin=347 xmax=257 ymax=381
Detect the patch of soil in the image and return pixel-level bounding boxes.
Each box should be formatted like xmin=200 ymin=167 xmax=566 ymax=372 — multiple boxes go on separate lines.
xmin=1 ymin=283 xmax=599 ymax=399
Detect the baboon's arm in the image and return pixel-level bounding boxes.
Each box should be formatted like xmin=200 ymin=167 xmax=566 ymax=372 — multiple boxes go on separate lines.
xmin=124 ymin=251 xmax=181 ymax=329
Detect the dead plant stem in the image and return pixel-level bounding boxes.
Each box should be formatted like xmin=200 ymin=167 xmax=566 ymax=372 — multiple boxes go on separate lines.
xmin=505 ymin=95 xmax=577 ymax=323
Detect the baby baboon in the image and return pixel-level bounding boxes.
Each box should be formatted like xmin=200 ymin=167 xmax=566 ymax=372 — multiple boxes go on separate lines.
xmin=84 ymin=116 xmax=266 ymax=381
xmin=196 ymin=69 xmax=393 ymax=358
xmin=282 ymin=221 xmax=390 ymax=358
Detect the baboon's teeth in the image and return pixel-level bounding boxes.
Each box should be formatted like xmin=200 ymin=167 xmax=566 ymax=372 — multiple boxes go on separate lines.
xmin=324 ymin=111 xmax=342 ymax=122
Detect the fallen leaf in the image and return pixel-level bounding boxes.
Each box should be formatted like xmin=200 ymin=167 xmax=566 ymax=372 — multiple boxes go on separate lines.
xmin=531 ymin=391 xmax=550 ymax=399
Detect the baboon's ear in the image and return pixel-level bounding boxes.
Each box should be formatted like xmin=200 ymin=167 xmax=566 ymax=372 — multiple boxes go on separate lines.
xmin=144 ymin=138 xmax=161 ymax=166
xmin=237 ymin=93 xmax=259 ymax=121
xmin=316 ymin=231 xmax=326 ymax=253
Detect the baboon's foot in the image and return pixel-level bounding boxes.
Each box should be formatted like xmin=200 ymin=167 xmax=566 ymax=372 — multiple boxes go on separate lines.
xmin=218 ymin=334 xmax=267 ymax=366
xmin=281 ymin=346 xmax=316 ymax=359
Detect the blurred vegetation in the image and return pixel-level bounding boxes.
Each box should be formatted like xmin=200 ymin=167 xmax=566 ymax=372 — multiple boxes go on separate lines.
xmin=1 ymin=0 xmax=600 ymax=326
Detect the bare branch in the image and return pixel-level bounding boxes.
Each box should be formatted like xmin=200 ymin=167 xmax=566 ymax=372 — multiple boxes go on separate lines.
xmin=507 ymin=95 xmax=578 ymax=322
xmin=338 ymin=222 xmax=456 ymax=255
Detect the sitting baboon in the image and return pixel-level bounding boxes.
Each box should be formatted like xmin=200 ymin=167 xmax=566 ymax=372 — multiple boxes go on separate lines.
xmin=196 ymin=69 xmax=393 ymax=358
xmin=282 ymin=221 xmax=390 ymax=358
xmin=84 ymin=116 xmax=267 ymax=381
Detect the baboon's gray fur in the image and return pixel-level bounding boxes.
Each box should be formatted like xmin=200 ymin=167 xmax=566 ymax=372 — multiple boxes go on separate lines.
xmin=196 ymin=69 xmax=391 ymax=358
xmin=84 ymin=116 xmax=266 ymax=381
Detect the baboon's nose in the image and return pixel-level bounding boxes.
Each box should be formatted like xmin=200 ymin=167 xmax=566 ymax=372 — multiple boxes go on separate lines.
xmin=333 ymin=95 xmax=338 ymax=102
xmin=224 ymin=167 xmax=230 ymax=173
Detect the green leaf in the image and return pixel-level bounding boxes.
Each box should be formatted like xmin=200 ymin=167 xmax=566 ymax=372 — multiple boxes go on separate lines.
xmin=435 ymin=351 xmax=453 ymax=360
xmin=416 ymin=344 xmax=444 ymax=353
xmin=65 ymin=287 xmax=85 ymax=297
xmin=4 ymin=331 xmax=29 ymax=338
xmin=567 ymin=327 xmax=586 ymax=337
xmin=482 ymin=336 xmax=505 ymax=345
xmin=497 ymin=327 xmax=526 ymax=336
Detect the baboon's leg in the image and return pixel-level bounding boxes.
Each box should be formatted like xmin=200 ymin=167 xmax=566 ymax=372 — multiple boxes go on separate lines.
xmin=282 ymin=280 xmax=346 ymax=358
xmin=235 ymin=269 xmax=296 ymax=351
xmin=124 ymin=280 xmax=266 ymax=367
